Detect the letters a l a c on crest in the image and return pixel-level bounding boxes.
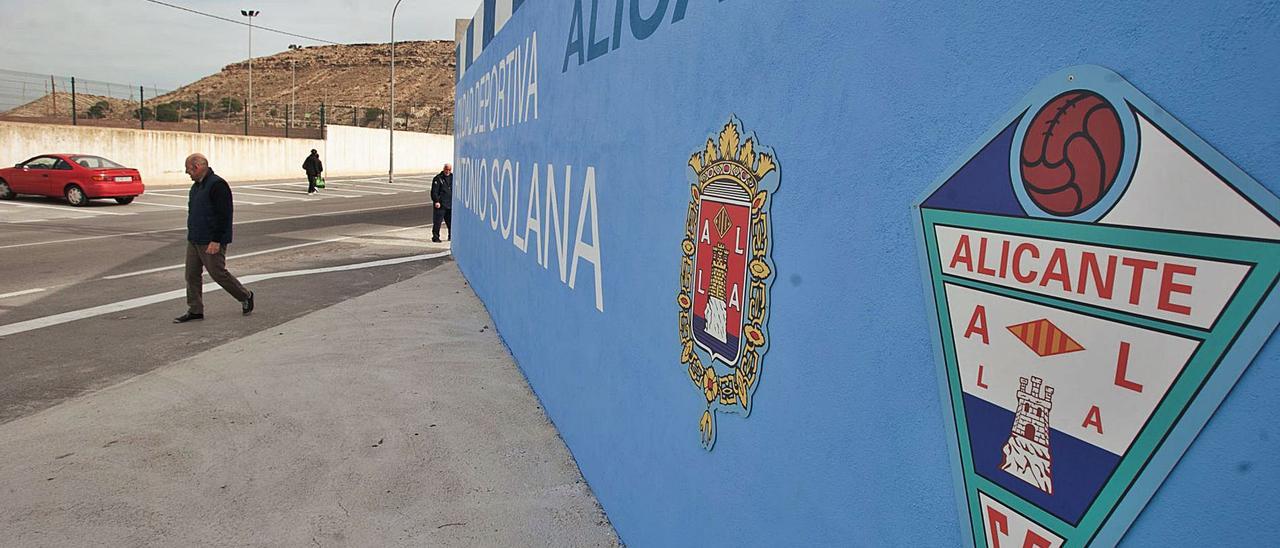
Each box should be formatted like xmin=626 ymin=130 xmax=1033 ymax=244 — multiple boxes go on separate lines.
xmin=678 ymin=118 xmax=780 ymax=451
xmin=915 ymin=65 xmax=1280 ymax=546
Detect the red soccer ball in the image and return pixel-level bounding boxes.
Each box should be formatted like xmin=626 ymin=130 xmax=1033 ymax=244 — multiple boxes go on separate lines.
xmin=1019 ymin=90 xmax=1124 ymax=216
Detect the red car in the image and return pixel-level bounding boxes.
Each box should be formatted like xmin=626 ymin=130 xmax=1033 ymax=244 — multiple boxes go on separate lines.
xmin=0 ymin=154 xmax=145 ymax=206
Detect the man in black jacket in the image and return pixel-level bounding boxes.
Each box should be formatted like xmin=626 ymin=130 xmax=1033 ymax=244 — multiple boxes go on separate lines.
xmin=174 ymin=153 xmax=254 ymax=323
xmin=431 ymin=163 xmax=453 ymax=243
xmin=303 ymin=149 xmax=323 ymax=194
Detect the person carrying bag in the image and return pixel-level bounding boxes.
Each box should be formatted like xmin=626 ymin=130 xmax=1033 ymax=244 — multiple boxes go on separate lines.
xmin=303 ymin=149 xmax=324 ymax=194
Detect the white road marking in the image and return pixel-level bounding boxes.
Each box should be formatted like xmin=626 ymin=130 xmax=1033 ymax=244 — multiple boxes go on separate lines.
xmin=0 ymin=200 xmax=131 ymax=216
xmin=240 ymin=187 xmax=308 ymax=195
xmin=132 ymin=201 xmax=189 ymax=210
xmin=142 ymin=190 xmax=270 ymax=205
xmin=322 ymin=186 xmax=394 ymax=196
xmin=240 ymin=182 xmax=304 ymax=189
xmin=0 ymin=250 xmax=451 ymax=337
xmin=0 ymin=287 xmax=47 ymax=299
xmin=100 ymin=224 xmax=430 ymax=280
xmin=232 ymin=190 xmax=311 ymax=202
xmin=0 ymin=203 xmax=422 ymax=250
xmin=306 ymin=190 xmax=363 ymax=198
xmin=4 ymin=216 xmax=96 ymax=224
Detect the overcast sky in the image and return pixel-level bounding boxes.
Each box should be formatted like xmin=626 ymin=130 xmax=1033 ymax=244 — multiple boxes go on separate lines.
xmin=0 ymin=0 xmax=477 ymax=89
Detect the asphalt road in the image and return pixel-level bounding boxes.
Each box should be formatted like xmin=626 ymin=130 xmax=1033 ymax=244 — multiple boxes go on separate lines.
xmin=0 ymin=173 xmax=452 ymax=424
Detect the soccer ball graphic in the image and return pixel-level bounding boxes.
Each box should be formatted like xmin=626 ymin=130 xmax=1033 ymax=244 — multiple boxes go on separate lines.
xmin=1019 ymin=90 xmax=1124 ymax=216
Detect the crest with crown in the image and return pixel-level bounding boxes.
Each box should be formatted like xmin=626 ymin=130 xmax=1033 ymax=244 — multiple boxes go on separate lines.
xmin=677 ymin=117 xmax=781 ymax=450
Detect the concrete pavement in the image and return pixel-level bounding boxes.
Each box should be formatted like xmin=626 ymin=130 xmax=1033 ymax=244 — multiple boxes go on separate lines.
xmin=0 ymin=259 xmax=619 ymax=547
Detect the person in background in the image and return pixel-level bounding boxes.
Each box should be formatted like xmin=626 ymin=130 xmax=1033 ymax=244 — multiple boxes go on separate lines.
xmin=303 ymin=149 xmax=323 ymax=194
xmin=431 ymin=163 xmax=453 ymax=243
xmin=174 ymin=153 xmax=255 ymax=323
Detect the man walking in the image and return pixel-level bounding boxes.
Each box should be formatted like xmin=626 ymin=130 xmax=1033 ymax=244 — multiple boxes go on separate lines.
xmin=303 ymin=149 xmax=323 ymax=194
xmin=174 ymin=153 xmax=255 ymax=323
xmin=431 ymin=163 xmax=453 ymax=243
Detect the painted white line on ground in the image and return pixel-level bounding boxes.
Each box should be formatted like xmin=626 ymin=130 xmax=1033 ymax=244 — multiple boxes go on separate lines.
xmin=232 ymin=190 xmax=312 ymax=202
xmin=323 ymin=186 xmax=395 ymax=196
xmin=241 ymin=184 xmax=311 ymax=193
xmin=0 ymin=250 xmax=451 ymax=337
xmin=101 ymin=224 xmax=431 ymax=280
xmin=309 ymin=191 xmax=364 ymax=198
xmin=241 ymin=185 xmax=373 ymax=198
xmin=132 ymin=201 xmax=189 ymax=210
xmin=3 ymin=216 xmax=96 ymax=224
xmin=144 ymin=190 xmax=269 ymax=205
xmin=0 ymin=287 xmax=47 ymax=299
xmin=243 ymin=183 xmax=364 ymax=197
xmin=0 ymin=200 xmax=132 ymax=216
xmin=0 ymin=203 xmax=422 ymax=250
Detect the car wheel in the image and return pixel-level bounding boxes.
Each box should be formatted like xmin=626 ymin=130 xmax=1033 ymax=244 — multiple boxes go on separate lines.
xmin=115 ymin=196 xmax=135 ymax=205
xmin=0 ymin=179 xmax=13 ymax=200
xmin=65 ymin=185 xmax=89 ymax=207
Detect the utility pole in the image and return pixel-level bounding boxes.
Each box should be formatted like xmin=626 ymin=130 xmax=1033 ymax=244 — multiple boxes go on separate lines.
xmin=288 ymin=44 xmax=301 ymax=138
xmin=71 ymin=77 xmax=77 ymax=125
xmin=389 ymin=0 xmax=404 ymax=184
xmin=289 ymin=59 xmax=296 ymax=136
xmin=241 ymin=9 xmax=260 ymax=129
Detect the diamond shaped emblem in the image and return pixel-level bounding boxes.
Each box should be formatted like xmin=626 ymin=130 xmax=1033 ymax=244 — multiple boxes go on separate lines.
xmin=713 ymin=206 xmax=732 ymax=238
xmin=1006 ymin=319 xmax=1084 ymax=357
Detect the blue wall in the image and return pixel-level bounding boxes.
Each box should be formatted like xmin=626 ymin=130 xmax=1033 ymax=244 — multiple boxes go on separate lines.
xmin=452 ymin=1 xmax=1280 ymax=545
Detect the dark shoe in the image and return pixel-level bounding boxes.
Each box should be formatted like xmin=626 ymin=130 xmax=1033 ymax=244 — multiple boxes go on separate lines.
xmin=242 ymin=291 xmax=255 ymax=315
xmin=174 ymin=312 xmax=204 ymax=323
xmin=432 ymin=238 xmax=442 ymax=243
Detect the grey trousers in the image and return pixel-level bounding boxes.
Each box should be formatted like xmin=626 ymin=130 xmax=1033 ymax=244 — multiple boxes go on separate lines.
xmin=185 ymin=241 xmax=250 ymax=314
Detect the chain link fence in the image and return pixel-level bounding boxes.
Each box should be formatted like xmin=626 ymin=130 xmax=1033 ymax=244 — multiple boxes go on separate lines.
xmin=0 ymin=68 xmax=452 ymax=138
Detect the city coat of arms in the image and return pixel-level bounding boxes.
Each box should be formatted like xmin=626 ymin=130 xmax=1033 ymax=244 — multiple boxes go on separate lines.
xmin=915 ymin=66 xmax=1280 ymax=546
xmin=678 ymin=118 xmax=780 ymax=450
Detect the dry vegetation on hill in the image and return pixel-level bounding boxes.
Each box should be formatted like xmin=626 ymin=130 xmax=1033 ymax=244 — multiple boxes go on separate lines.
xmin=1 ymin=41 xmax=456 ymax=133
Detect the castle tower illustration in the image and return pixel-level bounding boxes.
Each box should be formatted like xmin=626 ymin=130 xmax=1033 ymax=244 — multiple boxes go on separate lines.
xmin=703 ymin=242 xmax=731 ymax=343
xmin=999 ymin=376 xmax=1055 ymax=494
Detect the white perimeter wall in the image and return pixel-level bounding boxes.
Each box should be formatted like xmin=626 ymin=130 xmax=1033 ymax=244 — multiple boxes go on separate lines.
xmin=323 ymin=125 xmax=454 ymax=178
xmin=0 ymin=121 xmax=453 ymax=185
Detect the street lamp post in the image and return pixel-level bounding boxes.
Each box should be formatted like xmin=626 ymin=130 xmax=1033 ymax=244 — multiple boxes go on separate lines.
xmin=288 ymin=44 xmax=300 ymax=135
xmin=241 ymin=9 xmax=260 ymax=129
xmin=389 ymin=0 xmax=404 ymax=184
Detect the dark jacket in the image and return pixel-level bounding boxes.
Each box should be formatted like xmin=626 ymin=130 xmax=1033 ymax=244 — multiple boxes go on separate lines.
xmin=303 ymin=153 xmax=323 ymax=177
xmin=187 ymin=169 xmax=234 ymax=245
xmin=431 ymin=171 xmax=453 ymax=208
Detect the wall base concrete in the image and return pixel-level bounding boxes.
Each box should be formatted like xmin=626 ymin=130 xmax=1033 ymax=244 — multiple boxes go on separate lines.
xmin=0 ymin=121 xmax=452 ymax=186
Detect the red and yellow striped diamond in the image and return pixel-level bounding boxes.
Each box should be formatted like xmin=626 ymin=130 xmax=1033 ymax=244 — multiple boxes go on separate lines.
xmin=1006 ymin=318 xmax=1084 ymax=357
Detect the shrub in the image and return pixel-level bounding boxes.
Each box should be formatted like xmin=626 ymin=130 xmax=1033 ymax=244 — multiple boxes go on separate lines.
xmin=86 ymin=100 xmax=111 ymax=119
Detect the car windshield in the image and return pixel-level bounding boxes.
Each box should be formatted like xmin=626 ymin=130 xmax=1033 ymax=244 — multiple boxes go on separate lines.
xmin=69 ymin=155 xmax=125 ymax=169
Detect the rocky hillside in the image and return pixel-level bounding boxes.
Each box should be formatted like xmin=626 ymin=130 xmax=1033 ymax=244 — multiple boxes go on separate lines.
xmin=1 ymin=41 xmax=456 ymax=131
xmin=2 ymin=92 xmax=139 ymax=119
xmin=162 ymin=41 xmax=456 ymax=124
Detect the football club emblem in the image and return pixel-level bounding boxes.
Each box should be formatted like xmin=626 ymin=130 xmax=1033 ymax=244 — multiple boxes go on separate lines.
xmin=915 ymin=65 xmax=1280 ymax=546
xmin=678 ymin=118 xmax=780 ymax=450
